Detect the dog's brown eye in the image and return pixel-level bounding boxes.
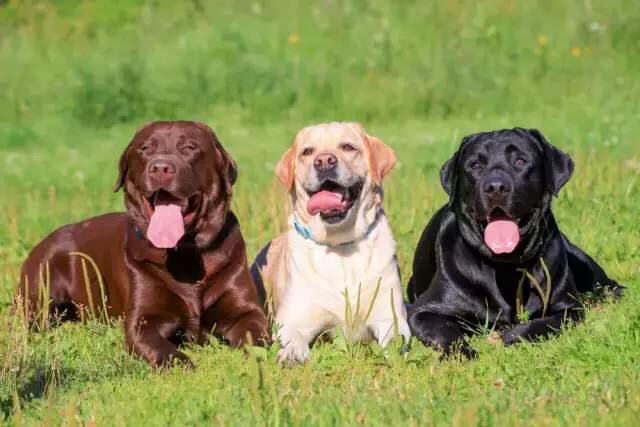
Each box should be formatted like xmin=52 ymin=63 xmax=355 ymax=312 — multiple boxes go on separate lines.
xmin=514 ymin=158 xmax=527 ymax=167
xmin=139 ymin=144 xmax=153 ymax=154
xmin=181 ymin=145 xmax=196 ymax=152
xmin=301 ymin=147 xmax=314 ymax=156
xmin=341 ymin=143 xmax=356 ymax=152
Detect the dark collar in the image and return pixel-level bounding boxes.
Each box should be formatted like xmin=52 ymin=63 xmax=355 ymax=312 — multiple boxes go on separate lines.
xmin=127 ymin=221 xmax=168 ymax=264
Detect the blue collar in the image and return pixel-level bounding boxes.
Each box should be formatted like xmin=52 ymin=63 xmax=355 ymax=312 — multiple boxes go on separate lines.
xmin=292 ymin=209 xmax=382 ymax=246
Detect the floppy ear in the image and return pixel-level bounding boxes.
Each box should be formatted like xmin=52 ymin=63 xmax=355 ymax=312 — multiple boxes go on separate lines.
xmin=439 ymin=153 xmax=458 ymax=198
xmin=195 ymin=122 xmax=238 ymax=195
xmin=275 ymin=146 xmax=295 ymax=191
xmin=440 ymin=134 xmax=476 ymax=204
xmin=216 ymin=142 xmax=238 ymax=196
xmin=363 ymin=133 xmax=396 ymax=185
xmin=526 ymin=128 xmax=574 ymax=196
xmin=209 ymin=129 xmax=238 ymax=196
xmin=114 ymin=146 xmax=129 ymax=192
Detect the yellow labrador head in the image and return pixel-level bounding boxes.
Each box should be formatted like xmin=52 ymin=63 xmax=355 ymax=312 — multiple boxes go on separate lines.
xmin=276 ymin=122 xmax=396 ymax=245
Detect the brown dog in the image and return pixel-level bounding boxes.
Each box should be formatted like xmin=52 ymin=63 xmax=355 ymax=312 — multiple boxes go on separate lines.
xmin=18 ymin=121 xmax=269 ymax=367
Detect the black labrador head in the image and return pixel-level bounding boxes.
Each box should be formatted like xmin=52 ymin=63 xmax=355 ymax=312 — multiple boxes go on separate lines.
xmin=441 ymin=128 xmax=574 ymax=259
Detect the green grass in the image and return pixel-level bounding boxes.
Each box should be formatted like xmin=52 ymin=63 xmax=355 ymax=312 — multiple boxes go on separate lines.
xmin=1 ymin=0 xmax=639 ymax=425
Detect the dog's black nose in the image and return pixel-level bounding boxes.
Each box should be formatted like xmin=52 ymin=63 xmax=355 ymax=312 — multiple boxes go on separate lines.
xmin=148 ymin=159 xmax=176 ymax=183
xmin=314 ymin=153 xmax=338 ymax=172
xmin=483 ymin=178 xmax=512 ymax=196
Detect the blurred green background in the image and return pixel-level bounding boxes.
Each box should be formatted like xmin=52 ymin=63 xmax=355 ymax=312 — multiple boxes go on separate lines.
xmin=1 ymin=0 xmax=638 ymax=135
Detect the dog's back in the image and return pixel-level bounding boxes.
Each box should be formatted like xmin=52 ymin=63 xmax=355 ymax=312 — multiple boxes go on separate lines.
xmin=18 ymin=212 xmax=130 ymax=323
xmin=406 ymin=206 xmax=450 ymax=303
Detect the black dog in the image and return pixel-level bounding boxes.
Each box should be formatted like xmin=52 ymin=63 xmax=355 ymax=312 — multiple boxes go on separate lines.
xmin=407 ymin=128 xmax=622 ymax=354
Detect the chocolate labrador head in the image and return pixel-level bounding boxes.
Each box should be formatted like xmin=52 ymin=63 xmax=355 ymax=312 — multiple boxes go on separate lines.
xmin=115 ymin=121 xmax=238 ymax=249
xmin=440 ymin=128 xmax=574 ymax=259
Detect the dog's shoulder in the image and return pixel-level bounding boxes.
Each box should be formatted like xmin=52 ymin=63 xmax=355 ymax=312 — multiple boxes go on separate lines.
xmin=415 ymin=205 xmax=456 ymax=250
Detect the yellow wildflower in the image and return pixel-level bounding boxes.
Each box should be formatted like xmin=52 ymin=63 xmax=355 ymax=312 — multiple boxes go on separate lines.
xmin=288 ymin=32 xmax=300 ymax=46
xmin=571 ymin=47 xmax=582 ymax=57
xmin=536 ymin=35 xmax=548 ymax=47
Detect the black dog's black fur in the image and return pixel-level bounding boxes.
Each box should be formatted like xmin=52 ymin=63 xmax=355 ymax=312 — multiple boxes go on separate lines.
xmin=407 ymin=128 xmax=622 ymax=354
xmin=250 ymin=241 xmax=270 ymax=306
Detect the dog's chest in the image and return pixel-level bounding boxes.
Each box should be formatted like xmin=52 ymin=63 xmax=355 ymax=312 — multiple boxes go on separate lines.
xmin=288 ymin=225 xmax=396 ymax=294
xmin=493 ymin=266 xmax=533 ymax=321
xmin=305 ymin=249 xmax=376 ymax=288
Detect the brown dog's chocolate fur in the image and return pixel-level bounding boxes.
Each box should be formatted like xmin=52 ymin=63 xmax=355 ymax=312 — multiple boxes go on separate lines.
xmin=18 ymin=121 xmax=269 ymax=367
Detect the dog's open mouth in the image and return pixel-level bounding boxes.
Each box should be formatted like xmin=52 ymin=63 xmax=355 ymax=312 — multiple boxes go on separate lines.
xmin=143 ymin=190 xmax=200 ymax=222
xmin=483 ymin=207 xmax=521 ymax=255
xmin=142 ymin=190 xmax=201 ymax=248
xmin=306 ymin=180 xmax=363 ymax=224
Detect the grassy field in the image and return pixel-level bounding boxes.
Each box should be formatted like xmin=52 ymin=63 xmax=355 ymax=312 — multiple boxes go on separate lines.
xmin=1 ymin=0 xmax=639 ymax=425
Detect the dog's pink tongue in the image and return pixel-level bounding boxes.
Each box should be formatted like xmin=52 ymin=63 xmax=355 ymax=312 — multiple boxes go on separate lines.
xmin=147 ymin=204 xmax=185 ymax=248
xmin=307 ymin=190 xmax=347 ymax=215
xmin=484 ymin=220 xmax=520 ymax=254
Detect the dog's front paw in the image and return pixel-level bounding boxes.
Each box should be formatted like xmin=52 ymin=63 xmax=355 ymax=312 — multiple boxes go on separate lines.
xmin=152 ymin=351 xmax=194 ymax=369
xmin=370 ymin=319 xmax=412 ymax=348
xmin=277 ymin=343 xmax=310 ymax=366
xmin=502 ymin=325 xmax=528 ymax=346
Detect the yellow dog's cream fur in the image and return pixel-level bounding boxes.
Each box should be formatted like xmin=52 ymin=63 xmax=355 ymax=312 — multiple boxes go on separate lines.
xmin=260 ymin=122 xmax=410 ymax=364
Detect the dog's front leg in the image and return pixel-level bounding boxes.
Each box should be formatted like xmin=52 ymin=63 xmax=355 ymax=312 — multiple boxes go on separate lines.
xmin=366 ymin=286 xmax=411 ymax=348
xmin=216 ymin=305 xmax=271 ymax=348
xmin=502 ymin=309 xmax=583 ymax=345
xmin=275 ymin=296 xmax=328 ymax=366
xmin=125 ymin=313 xmax=193 ymax=368
xmin=407 ymin=309 xmax=474 ymax=357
